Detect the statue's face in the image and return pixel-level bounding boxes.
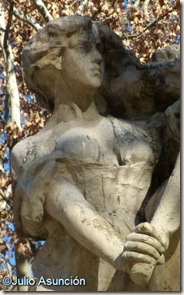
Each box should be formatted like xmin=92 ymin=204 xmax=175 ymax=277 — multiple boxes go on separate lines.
xmin=61 ymin=30 xmax=104 ymax=89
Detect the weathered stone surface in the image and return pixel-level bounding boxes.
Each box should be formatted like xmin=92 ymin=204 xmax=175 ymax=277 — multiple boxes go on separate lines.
xmin=12 ymin=16 xmax=180 ymax=291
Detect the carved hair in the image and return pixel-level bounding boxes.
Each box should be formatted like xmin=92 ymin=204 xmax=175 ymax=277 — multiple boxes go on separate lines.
xmin=22 ymin=16 xmax=94 ymax=112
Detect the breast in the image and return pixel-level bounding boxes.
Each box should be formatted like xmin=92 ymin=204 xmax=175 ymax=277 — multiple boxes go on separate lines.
xmin=119 ymin=133 xmax=154 ymax=165
xmin=55 ymin=128 xmax=100 ymax=162
xmin=112 ymin=118 xmax=155 ymax=165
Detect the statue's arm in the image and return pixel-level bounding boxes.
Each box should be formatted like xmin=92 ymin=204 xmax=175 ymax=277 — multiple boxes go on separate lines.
xmin=148 ymin=152 xmax=180 ymax=235
xmin=13 ymin=149 xmax=164 ymax=271
xmin=44 ymin=175 xmax=125 ymax=268
xmin=44 ymin=174 xmax=165 ymax=270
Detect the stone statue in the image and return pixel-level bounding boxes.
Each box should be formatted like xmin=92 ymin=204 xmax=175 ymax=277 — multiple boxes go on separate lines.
xmin=11 ymin=16 xmax=180 ymax=291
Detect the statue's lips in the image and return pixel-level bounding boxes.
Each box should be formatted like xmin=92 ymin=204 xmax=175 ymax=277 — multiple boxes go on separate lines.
xmin=90 ymin=67 xmax=101 ymax=75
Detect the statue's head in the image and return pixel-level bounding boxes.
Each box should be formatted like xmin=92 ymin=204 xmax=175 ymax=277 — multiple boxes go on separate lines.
xmin=23 ymin=15 xmax=135 ymax=115
xmin=22 ymin=16 xmax=106 ymax=112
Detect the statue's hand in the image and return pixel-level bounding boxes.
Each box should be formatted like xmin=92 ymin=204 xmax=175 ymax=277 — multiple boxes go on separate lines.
xmin=120 ymin=222 xmax=169 ymax=274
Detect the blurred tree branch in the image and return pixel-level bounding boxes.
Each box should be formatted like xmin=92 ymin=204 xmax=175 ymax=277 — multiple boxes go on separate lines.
xmin=12 ymin=7 xmax=42 ymax=31
xmin=122 ymin=5 xmax=179 ymax=40
xmin=33 ymin=0 xmax=53 ymax=22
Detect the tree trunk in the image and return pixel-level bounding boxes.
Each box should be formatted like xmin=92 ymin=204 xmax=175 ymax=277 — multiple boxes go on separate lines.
xmin=0 ymin=4 xmax=21 ymax=127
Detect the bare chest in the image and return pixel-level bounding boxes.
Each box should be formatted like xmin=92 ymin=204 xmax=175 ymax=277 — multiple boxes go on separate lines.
xmin=16 ymin=116 xmax=160 ymax=170
xmin=52 ymin=117 xmax=157 ymax=166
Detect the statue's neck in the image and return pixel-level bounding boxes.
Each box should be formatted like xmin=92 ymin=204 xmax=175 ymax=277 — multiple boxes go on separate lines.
xmin=43 ymin=101 xmax=100 ymax=132
xmin=43 ymin=98 xmax=100 ymax=134
xmin=54 ymin=77 xmax=96 ymax=113
xmin=41 ymin=79 xmax=101 ymax=131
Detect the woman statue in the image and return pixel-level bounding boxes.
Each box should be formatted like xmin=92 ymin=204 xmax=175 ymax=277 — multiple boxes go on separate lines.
xmin=12 ymin=16 xmax=180 ymax=291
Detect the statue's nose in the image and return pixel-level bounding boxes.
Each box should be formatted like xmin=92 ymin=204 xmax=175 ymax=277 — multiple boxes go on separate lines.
xmin=91 ymin=46 xmax=102 ymax=64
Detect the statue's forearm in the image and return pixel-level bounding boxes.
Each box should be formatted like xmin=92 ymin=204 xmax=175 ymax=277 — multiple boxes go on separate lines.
xmin=150 ymin=152 xmax=180 ymax=235
xmin=45 ymin=177 xmax=125 ymax=269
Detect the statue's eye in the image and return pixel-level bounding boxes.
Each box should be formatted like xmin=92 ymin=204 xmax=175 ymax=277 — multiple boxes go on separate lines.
xmin=75 ymin=42 xmax=91 ymax=53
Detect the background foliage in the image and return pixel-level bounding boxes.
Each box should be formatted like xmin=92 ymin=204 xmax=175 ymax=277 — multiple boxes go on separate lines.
xmin=0 ymin=0 xmax=180 ymax=290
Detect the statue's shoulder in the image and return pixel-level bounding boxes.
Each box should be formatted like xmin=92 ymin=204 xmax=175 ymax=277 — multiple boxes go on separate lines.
xmin=11 ymin=130 xmax=55 ymax=175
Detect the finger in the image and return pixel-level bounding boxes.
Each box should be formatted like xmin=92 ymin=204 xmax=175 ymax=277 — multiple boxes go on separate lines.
xmin=124 ymin=241 xmax=161 ymax=260
xmin=133 ymin=222 xmax=169 ymax=250
xmin=126 ymin=232 xmax=165 ymax=254
xmin=157 ymin=254 xmax=165 ymax=264
xmin=121 ymin=253 xmax=165 ymax=276
xmin=122 ymin=251 xmax=157 ymax=265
